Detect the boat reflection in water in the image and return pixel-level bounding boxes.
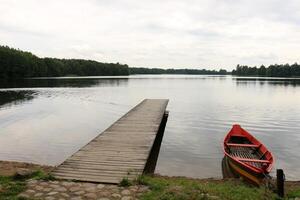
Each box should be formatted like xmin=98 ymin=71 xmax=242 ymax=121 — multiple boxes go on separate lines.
xmin=222 ymin=156 xmax=238 ymax=179
xmin=222 ymin=156 xmax=272 ymax=186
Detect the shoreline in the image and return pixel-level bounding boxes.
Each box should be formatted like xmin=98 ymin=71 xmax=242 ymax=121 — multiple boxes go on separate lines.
xmin=1 ymin=160 xmax=299 ymax=183
xmin=0 ymin=160 xmax=300 ymax=199
xmin=0 ymin=160 xmax=54 ymax=177
xmin=1 ymin=160 xmax=300 ymax=187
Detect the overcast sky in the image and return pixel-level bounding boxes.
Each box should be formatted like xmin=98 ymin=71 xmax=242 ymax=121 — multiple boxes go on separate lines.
xmin=0 ymin=0 xmax=299 ymax=70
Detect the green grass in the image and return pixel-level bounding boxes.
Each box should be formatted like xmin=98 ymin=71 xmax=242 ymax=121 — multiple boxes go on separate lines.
xmin=29 ymin=170 xmax=55 ymax=181
xmin=137 ymin=176 xmax=277 ymax=200
xmin=137 ymin=175 xmax=300 ymax=200
xmin=1 ymin=170 xmax=300 ymax=200
xmin=286 ymin=186 xmax=300 ymax=198
xmin=119 ymin=177 xmax=133 ymax=187
xmin=0 ymin=176 xmax=27 ymax=200
xmin=13 ymin=169 xmax=54 ymax=181
xmin=0 ymin=169 xmax=55 ymax=199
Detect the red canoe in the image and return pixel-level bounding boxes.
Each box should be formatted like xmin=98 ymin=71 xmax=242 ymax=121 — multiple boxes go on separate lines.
xmin=223 ymin=124 xmax=274 ymax=185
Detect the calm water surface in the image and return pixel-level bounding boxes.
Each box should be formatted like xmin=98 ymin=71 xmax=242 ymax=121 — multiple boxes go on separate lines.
xmin=0 ymin=75 xmax=300 ymax=180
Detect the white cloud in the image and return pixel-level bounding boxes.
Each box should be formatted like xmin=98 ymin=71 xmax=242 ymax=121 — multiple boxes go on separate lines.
xmin=0 ymin=0 xmax=299 ymax=70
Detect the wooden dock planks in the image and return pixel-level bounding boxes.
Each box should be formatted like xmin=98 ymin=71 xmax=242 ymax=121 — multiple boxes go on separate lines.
xmin=52 ymin=99 xmax=169 ymax=184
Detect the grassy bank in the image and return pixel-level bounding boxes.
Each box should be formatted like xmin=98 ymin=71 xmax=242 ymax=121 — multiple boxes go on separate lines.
xmin=0 ymin=170 xmax=53 ymax=199
xmin=0 ymin=170 xmax=300 ymax=199
xmin=0 ymin=175 xmax=26 ymax=199
xmin=0 ymin=161 xmax=54 ymax=199
xmin=137 ymin=175 xmax=300 ymax=200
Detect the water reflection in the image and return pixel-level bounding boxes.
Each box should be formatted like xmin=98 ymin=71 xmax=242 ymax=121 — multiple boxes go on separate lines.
xmin=221 ymin=156 xmax=272 ymax=186
xmin=221 ymin=156 xmax=237 ymax=179
xmin=0 ymin=77 xmax=129 ymax=88
xmin=234 ymin=77 xmax=300 ymax=87
xmin=0 ymin=75 xmax=299 ymax=180
xmin=0 ymin=91 xmax=36 ymax=108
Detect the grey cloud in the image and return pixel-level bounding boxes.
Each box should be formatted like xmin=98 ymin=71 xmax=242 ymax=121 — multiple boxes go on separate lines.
xmin=0 ymin=24 xmax=51 ymax=37
xmin=0 ymin=0 xmax=299 ymax=70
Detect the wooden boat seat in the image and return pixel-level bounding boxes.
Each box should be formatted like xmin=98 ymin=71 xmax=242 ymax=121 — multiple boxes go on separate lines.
xmin=237 ymin=157 xmax=270 ymax=163
xmin=226 ymin=143 xmax=259 ymax=148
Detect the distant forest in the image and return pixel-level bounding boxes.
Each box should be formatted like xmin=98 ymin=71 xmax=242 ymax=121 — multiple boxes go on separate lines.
xmin=1 ymin=45 xmax=299 ymax=78
xmin=0 ymin=46 xmax=129 ymax=78
xmin=130 ymin=67 xmax=227 ymax=75
xmin=232 ymin=64 xmax=300 ymax=77
xmin=0 ymin=46 xmax=227 ymax=78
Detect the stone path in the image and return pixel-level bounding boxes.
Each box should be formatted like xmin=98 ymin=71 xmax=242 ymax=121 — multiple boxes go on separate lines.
xmin=19 ymin=179 xmax=149 ymax=200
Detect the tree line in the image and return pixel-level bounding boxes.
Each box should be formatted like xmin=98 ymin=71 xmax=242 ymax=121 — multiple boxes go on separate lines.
xmin=232 ymin=64 xmax=300 ymax=77
xmin=129 ymin=67 xmax=227 ymax=75
xmin=0 ymin=45 xmax=228 ymax=79
xmin=2 ymin=45 xmax=299 ymax=78
xmin=0 ymin=45 xmax=130 ymax=78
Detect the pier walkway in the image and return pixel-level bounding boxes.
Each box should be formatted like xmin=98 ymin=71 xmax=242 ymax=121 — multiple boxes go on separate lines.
xmin=53 ymin=99 xmax=169 ymax=184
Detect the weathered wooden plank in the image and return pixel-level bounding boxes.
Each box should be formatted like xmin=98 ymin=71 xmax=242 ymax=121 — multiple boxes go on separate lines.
xmin=69 ymin=155 xmax=147 ymax=160
xmin=73 ymin=154 xmax=149 ymax=158
xmin=53 ymin=172 xmax=136 ymax=181
xmin=59 ymin=163 xmax=144 ymax=171
xmin=54 ymin=168 xmax=141 ymax=176
xmin=64 ymin=158 xmax=145 ymax=164
xmin=78 ymin=149 xmax=150 ymax=154
xmin=53 ymin=99 xmax=169 ymax=184
xmin=69 ymin=158 xmax=146 ymax=163
xmin=54 ymin=169 xmax=140 ymax=177
xmin=65 ymin=159 xmax=145 ymax=166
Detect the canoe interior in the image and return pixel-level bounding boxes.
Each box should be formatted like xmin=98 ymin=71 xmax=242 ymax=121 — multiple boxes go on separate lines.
xmin=227 ymin=136 xmax=264 ymax=169
xmin=228 ymin=135 xmax=251 ymax=144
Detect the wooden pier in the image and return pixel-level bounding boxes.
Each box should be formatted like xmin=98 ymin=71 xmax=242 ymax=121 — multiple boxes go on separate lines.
xmin=53 ymin=99 xmax=169 ymax=184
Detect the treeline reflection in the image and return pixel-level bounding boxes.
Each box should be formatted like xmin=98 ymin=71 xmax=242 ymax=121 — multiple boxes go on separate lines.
xmin=0 ymin=78 xmax=129 ymax=89
xmin=234 ymin=78 xmax=300 ymax=87
xmin=0 ymin=90 xmax=36 ymax=107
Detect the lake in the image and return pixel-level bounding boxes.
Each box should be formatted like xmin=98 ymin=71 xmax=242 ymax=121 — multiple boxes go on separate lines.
xmin=0 ymin=75 xmax=300 ymax=180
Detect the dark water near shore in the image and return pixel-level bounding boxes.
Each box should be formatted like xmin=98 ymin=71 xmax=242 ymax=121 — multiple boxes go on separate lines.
xmin=0 ymin=75 xmax=300 ymax=180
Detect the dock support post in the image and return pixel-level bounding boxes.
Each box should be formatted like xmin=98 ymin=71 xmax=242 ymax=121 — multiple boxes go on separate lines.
xmin=276 ymin=169 xmax=285 ymax=198
xmin=144 ymin=111 xmax=169 ymax=174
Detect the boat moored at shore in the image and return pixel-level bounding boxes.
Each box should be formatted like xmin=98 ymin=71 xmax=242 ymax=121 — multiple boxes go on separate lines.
xmin=223 ymin=124 xmax=274 ymax=185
